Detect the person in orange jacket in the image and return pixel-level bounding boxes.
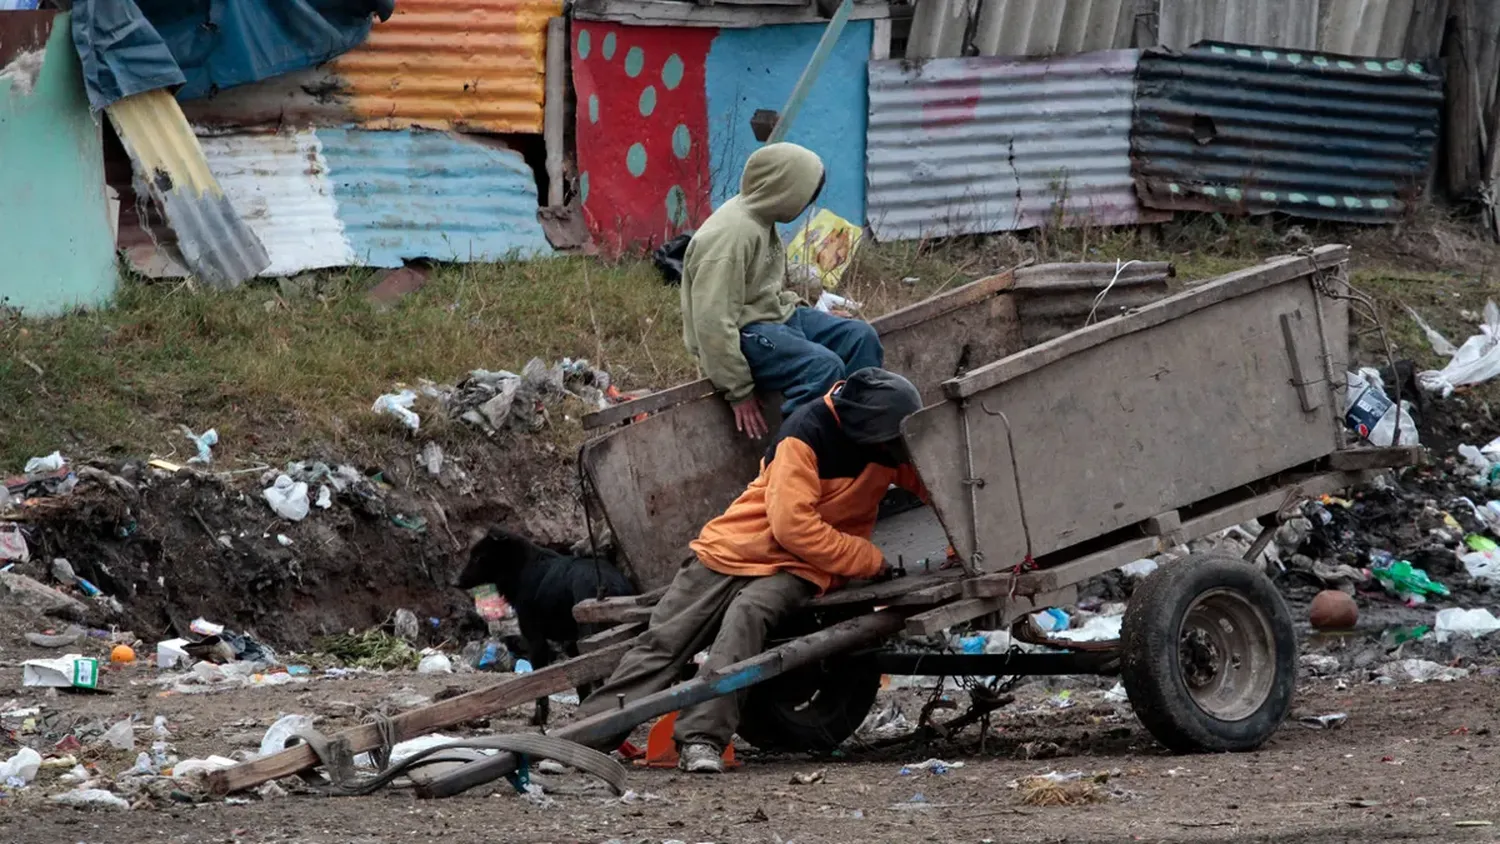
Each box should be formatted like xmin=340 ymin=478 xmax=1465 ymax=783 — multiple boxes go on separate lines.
xmin=576 ymin=367 xmax=926 ymax=773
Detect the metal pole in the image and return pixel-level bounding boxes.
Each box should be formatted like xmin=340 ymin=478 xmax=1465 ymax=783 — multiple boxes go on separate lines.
xmin=766 ymin=0 xmax=855 ymax=144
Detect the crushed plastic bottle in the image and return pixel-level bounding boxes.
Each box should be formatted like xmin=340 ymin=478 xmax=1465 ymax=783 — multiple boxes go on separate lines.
xmin=1371 ymin=559 xmax=1450 ymax=604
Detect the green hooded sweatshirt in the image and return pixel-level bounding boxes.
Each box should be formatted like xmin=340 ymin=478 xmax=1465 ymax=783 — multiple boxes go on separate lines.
xmin=681 ymin=143 xmax=825 ymax=403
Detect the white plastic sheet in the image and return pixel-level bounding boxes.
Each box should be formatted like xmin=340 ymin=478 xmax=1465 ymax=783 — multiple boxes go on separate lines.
xmin=1416 ymin=301 xmax=1500 ymax=396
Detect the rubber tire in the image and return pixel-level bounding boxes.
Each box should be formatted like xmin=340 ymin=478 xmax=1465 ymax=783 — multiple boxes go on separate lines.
xmin=1121 ymin=552 xmax=1296 ymax=754
xmin=735 ymin=655 xmax=882 ymax=753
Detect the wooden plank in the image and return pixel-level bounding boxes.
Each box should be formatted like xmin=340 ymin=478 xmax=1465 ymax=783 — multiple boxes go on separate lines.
xmin=807 ymin=569 xmax=964 ymax=607
xmin=1327 ymin=447 xmax=1425 ymax=472
xmin=207 ymin=641 xmax=632 ymax=795
xmin=573 ymin=602 xmax=654 ymax=624
xmin=1144 ymin=511 xmax=1181 ymax=537
xmin=901 ymin=586 xmax=1077 ymax=635
xmin=419 ymin=609 xmax=910 ymax=798
xmin=962 ymin=535 xmax=1165 ymax=598
xmin=542 ymin=18 xmax=565 ymax=208
xmin=1280 ymin=309 xmax=1323 ymax=412
xmin=870 ymin=18 xmax=891 ymax=60
xmin=578 ymin=623 xmax=645 ymax=653
xmin=582 ymin=380 xmax=715 ymax=431
xmin=884 ymin=579 xmax=966 ymax=607
xmin=944 ymin=246 xmax=1350 ymax=400
xmin=867 ymin=270 xmax=1015 ymax=335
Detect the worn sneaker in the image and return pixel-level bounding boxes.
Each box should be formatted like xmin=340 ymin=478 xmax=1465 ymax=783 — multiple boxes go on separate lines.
xmin=677 ymin=742 xmax=724 ymax=774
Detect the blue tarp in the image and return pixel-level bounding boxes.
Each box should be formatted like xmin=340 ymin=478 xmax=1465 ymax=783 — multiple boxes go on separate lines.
xmin=70 ymin=0 xmax=394 ymax=110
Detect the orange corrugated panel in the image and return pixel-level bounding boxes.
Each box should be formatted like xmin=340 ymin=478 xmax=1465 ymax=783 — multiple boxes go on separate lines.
xmin=332 ymin=0 xmax=561 ymax=134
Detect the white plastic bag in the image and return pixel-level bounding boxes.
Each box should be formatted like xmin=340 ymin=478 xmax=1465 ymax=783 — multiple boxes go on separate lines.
xmin=1343 ymin=370 xmax=1418 ymax=447
xmin=1417 ymin=301 xmax=1500 ymax=396
xmin=52 ymin=788 xmax=131 ymax=811
xmin=181 ymin=426 xmax=218 ymax=464
xmin=0 ymin=747 xmax=42 ymax=785
xmin=372 ymin=390 xmax=421 ymax=430
xmin=24 ymin=451 xmax=66 ymax=476
xmin=1462 ymin=549 xmax=1500 ymax=582
xmin=1435 ymin=607 xmax=1500 ymax=642
xmin=263 ymin=474 xmax=310 ymax=521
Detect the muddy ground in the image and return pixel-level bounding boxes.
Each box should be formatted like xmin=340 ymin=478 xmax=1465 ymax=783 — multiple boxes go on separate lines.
xmin=6 ymin=670 xmax=1500 ymax=844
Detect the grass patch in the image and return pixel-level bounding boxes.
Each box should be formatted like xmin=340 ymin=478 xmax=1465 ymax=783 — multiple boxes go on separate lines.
xmin=4 ymin=215 xmax=1498 ymax=472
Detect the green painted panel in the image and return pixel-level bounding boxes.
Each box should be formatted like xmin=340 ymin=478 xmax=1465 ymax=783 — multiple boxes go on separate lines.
xmin=0 ymin=11 xmax=117 ymax=316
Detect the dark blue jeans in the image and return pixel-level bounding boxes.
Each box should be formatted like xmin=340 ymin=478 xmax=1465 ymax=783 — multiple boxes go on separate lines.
xmin=740 ymin=307 xmax=884 ymax=414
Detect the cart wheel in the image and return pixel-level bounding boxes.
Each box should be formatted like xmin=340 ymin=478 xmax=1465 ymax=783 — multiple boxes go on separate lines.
xmin=735 ymin=656 xmax=881 ymax=752
xmin=1120 ymin=553 xmax=1295 ymax=753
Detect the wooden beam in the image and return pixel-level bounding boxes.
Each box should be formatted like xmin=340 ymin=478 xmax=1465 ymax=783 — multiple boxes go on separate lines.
xmin=578 ymin=623 xmax=645 ymax=653
xmin=1326 ymin=447 xmax=1425 ymax=472
xmin=901 ymin=586 xmax=1077 ymax=635
xmin=944 ymin=247 xmax=1350 ymax=400
xmin=1143 ymin=511 xmax=1181 ymax=537
xmin=581 ymin=380 xmax=716 ymax=431
xmin=867 ymin=270 xmax=1015 ymax=336
xmin=418 ymin=609 xmax=910 ymax=798
xmin=542 ymin=18 xmax=566 ymax=208
xmin=208 ymin=641 xmax=632 ymax=795
xmin=806 ymin=570 xmax=964 ymax=607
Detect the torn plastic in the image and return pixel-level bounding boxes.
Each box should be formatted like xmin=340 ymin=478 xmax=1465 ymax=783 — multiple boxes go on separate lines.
xmin=263 ymin=474 xmax=310 ymax=521
xmin=180 ymin=426 xmax=218 ymax=464
xmin=0 ymin=747 xmax=42 ymax=786
xmin=1415 ymin=301 xmax=1500 ymax=396
xmin=24 ymin=451 xmax=66 ymax=477
xmin=372 ymin=390 xmax=421 ymax=430
xmin=1434 ymin=607 xmax=1500 ymax=642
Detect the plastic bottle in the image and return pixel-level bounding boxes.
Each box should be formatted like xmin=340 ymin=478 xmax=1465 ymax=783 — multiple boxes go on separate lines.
xmin=1371 ymin=559 xmax=1450 ymax=604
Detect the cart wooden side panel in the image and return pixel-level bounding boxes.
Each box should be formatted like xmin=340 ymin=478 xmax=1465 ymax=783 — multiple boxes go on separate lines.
xmin=583 ymin=263 xmax=1173 ymax=591
xmin=903 ymin=246 xmax=1352 ymax=571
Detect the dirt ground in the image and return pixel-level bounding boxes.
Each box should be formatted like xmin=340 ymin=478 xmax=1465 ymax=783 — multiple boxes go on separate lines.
xmin=5 ymin=669 xmax=1499 ymax=844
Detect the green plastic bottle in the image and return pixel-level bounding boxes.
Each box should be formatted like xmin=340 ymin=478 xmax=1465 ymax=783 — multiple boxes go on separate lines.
xmin=1371 ymin=559 xmax=1450 ymax=604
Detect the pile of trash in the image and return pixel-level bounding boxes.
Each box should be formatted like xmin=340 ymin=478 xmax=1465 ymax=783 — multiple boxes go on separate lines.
xmin=371 ymin=357 xmax=624 ymax=435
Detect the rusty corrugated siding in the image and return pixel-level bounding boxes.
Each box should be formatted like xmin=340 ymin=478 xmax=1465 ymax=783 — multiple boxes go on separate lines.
xmin=1156 ymin=0 xmax=1322 ymax=51
xmin=181 ymin=0 xmax=560 ymax=133
xmin=1131 ymin=41 xmax=1443 ymax=223
xmin=866 ymin=49 xmax=1168 ymax=241
xmin=106 ymin=89 xmax=270 ymax=287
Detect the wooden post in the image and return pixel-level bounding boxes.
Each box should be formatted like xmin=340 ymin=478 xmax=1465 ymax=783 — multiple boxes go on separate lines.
xmin=417 ymin=609 xmax=909 ymax=799
xmin=543 ymin=17 xmax=566 ymax=208
xmin=208 ymin=641 xmax=631 ymax=795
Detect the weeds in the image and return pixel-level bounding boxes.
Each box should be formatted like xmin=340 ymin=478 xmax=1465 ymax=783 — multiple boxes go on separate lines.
xmin=3 ymin=216 xmax=1498 ymax=472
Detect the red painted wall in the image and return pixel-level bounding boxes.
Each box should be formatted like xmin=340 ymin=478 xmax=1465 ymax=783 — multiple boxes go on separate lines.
xmin=572 ymin=22 xmax=716 ymax=254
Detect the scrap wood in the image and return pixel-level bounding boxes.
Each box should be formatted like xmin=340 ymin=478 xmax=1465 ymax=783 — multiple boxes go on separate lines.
xmin=208 ymin=640 xmax=631 ymax=795
xmin=415 ymin=609 xmax=912 ymax=799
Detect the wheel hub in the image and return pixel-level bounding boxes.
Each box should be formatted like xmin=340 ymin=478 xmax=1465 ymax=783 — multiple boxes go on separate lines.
xmin=1176 ymin=588 xmax=1276 ymax=722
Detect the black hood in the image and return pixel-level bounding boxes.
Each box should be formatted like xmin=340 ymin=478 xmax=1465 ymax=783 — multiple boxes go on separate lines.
xmin=832 ymin=367 xmax=922 ymax=445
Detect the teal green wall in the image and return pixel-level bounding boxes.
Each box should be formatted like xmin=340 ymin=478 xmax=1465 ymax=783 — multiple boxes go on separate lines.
xmin=0 ymin=11 xmax=117 ymax=316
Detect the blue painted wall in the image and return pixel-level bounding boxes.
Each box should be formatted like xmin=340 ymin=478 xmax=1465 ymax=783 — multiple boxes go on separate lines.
xmin=316 ymin=128 xmax=552 ymax=267
xmin=704 ymin=20 xmax=872 ymax=236
xmin=0 ymin=11 xmax=118 ymax=316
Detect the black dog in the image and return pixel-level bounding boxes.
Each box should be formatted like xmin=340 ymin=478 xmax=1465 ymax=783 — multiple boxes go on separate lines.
xmin=455 ymin=526 xmax=635 ymax=725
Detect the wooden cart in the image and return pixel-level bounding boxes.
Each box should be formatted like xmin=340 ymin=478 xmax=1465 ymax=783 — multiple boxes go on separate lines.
xmin=212 ymin=245 xmax=1419 ymax=798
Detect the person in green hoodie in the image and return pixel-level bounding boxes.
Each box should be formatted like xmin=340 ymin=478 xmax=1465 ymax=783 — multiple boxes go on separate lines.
xmin=681 ymin=143 xmax=883 ymax=439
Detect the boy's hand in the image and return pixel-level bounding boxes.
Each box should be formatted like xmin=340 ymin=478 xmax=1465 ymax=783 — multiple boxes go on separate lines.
xmin=732 ymin=396 xmax=769 ymax=440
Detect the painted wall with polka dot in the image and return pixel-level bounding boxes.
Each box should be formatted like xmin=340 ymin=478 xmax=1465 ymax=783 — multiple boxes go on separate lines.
xmin=572 ymin=22 xmax=716 ymax=254
xmin=572 ymin=20 xmax=872 ymax=253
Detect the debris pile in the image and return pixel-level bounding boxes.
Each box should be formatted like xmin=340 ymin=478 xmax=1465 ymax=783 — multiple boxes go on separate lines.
xmin=371 ymin=357 xmax=620 ymax=436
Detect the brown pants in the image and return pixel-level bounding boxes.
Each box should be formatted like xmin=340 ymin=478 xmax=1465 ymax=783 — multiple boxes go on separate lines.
xmin=577 ymin=560 xmax=816 ymax=751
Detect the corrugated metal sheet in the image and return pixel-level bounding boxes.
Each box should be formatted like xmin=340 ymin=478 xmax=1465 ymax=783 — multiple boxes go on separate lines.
xmin=908 ymin=0 xmax=1134 ymax=60
xmin=195 ymin=131 xmax=358 ymax=275
xmin=1131 ymin=41 xmax=1443 ymax=223
xmin=115 ymin=128 xmax=552 ymax=276
xmin=105 ymin=88 xmax=270 ymax=287
xmin=866 ymin=49 xmax=1168 ymax=242
xmin=183 ymin=0 xmax=561 ymax=134
xmin=312 ymin=128 xmax=552 ymax=266
xmin=1157 ymin=0 xmax=1321 ymax=51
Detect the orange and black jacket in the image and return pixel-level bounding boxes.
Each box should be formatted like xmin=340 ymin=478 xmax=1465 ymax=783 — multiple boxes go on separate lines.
xmin=690 ymin=389 xmax=927 ymax=594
